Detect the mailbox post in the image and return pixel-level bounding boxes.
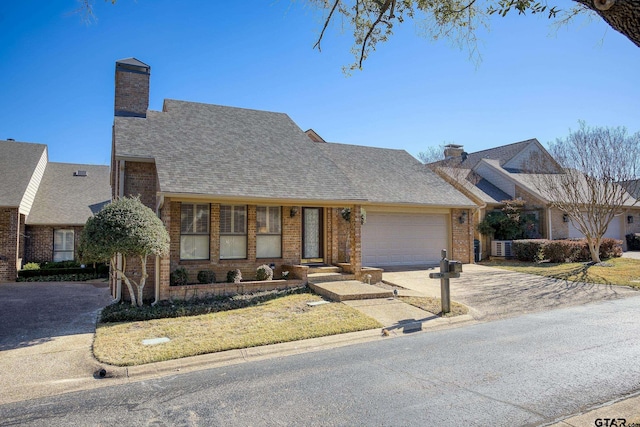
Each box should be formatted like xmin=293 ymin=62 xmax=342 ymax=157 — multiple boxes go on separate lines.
xmin=429 ymin=249 xmax=462 ymax=314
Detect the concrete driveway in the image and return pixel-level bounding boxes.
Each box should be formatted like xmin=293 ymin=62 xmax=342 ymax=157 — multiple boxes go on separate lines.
xmin=0 ymin=281 xmax=113 ymax=405
xmin=383 ymin=263 xmax=640 ymax=321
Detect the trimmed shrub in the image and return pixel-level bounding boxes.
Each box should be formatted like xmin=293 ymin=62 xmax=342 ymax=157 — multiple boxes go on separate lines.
xmin=197 ymin=270 xmax=216 ymax=284
xmin=170 ymin=267 xmax=189 ymax=286
xmin=544 ymin=240 xmax=584 ymax=263
xmin=227 ymin=269 xmax=242 ymax=284
xmin=513 ymin=239 xmax=546 ymax=262
xmin=256 ymin=265 xmax=273 ymax=281
xmin=599 ymin=238 xmax=623 ymax=259
xmin=41 ymin=260 xmax=81 ymax=269
xmin=18 ymin=266 xmax=106 ymax=279
xmin=23 ymin=262 xmax=40 ymax=271
xmin=512 ymin=238 xmax=623 ymax=263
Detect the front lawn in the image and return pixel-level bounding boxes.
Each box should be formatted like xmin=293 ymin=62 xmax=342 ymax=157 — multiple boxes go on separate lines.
xmin=93 ymin=292 xmax=382 ymax=366
xmin=480 ymin=257 xmax=640 ymax=288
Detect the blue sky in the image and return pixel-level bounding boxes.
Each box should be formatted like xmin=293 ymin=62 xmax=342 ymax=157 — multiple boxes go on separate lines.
xmin=1 ymin=1 xmax=638 ymax=165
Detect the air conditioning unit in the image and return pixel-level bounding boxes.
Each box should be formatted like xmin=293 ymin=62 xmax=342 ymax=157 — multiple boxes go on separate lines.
xmin=491 ymin=240 xmax=513 ymax=258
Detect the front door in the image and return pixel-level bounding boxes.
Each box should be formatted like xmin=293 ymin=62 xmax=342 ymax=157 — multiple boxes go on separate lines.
xmin=302 ymin=207 xmax=323 ymax=263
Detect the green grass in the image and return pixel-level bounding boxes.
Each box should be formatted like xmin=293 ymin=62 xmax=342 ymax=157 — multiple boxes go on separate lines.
xmin=480 ymin=257 xmax=640 ymax=288
xmin=94 ymin=292 xmax=382 ymax=366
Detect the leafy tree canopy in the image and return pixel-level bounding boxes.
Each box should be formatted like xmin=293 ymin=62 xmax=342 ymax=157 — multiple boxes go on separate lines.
xmin=79 ymin=196 xmax=169 ymax=306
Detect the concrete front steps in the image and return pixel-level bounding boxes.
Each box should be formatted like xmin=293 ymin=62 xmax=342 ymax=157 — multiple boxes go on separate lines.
xmin=307 ymin=265 xmax=393 ymax=302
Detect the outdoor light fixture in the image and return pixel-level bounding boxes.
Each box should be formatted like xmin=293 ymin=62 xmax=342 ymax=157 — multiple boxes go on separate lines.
xmin=628 ymin=215 xmax=634 ymax=224
xmin=459 ymin=211 xmax=467 ymax=224
xmin=290 ymin=207 xmax=298 ymax=218
xmin=563 ymin=214 xmax=569 ymax=223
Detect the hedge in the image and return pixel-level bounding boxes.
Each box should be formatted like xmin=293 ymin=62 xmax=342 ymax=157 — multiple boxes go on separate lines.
xmin=512 ymin=238 xmax=623 ymax=263
xmin=18 ymin=264 xmax=109 ymax=279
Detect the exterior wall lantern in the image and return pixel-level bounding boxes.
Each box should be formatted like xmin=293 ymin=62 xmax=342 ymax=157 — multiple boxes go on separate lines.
xmin=290 ymin=207 xmax=299 ymax=218
xmin=459 ymin=211 xmax=467 ymax=224
xmin=628 ymin=215 xmax=634 ymax=224
xmin=563 ymin=214 xmax=569 ymax=223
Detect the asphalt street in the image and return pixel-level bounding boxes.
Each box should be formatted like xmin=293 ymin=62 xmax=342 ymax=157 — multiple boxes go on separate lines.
xmin=2 ymin=295 xmax=639 ymax=426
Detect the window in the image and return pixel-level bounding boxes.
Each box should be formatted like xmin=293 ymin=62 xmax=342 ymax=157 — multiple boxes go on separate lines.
xmin=220 ymin=205 xmax=247 ymax=259
xmin=180 ymin=204 xmax=210 ymax=260
xmin=257 ymin=206 xmax=281 ymax=258
xmin=53 ymin=229 xmax=74 ymax=262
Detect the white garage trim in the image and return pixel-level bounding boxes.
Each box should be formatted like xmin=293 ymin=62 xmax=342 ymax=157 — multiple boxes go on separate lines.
xmin=362 ymin=212 xmax=449 ymax=267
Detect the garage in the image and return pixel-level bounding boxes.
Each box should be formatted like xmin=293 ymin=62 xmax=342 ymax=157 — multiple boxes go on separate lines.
xmin=361 ymin=212 xmax=448 ymax=267
xmin=568 ymin=215 xmax=623 ymax=240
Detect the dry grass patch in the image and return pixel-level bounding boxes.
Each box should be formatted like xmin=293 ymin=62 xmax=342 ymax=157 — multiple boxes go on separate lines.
xmin=399 ymin=296 xmax=468 ymax=317
xmin=480 ymin=258 xmax=640 ymax=288
xmin=94 ymin=293 xmax=381 ymax=366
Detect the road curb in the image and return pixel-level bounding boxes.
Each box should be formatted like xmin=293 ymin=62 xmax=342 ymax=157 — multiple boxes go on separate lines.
xmin=98 ymin=314 xmax=477 ymax=381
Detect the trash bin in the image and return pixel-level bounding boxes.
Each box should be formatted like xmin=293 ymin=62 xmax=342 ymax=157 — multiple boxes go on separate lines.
xmin=474 ymin=239 xmax=481 ymax=262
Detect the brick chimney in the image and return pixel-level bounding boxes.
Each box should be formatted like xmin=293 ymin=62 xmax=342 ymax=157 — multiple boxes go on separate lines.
xmin=444 ymin=144 xmax=464 ymax=160
xmin=114 ymin=58 xmax=150 ymax=118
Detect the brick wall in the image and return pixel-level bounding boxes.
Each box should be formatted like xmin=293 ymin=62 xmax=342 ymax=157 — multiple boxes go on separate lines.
xmin=164 ymin=201 xmax=304 ymax=297
xmin=115 ymin=161 xmax=159 ymax=303
xmin=451 ymin=208 xmax=474 ymax=264
xmin=336 ymin=208 xmax=350 ymax=263
xmin=114 ymin=65 xmax=149 ymax=118
xmin=24 ymin=225 xmax=88 ymax=264
xmin=0 ymin=208 xmax=19 ymax=281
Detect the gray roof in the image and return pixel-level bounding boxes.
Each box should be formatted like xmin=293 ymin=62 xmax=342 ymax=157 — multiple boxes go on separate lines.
xmin=26 ymin=163 xmax=111 ymax=225
xmin=317 ymin=143 xmax=476 ymax=207
xmin=0 ymin=140 xmax=47 ymax=207
xmin=114 ymin=100 xmax=474 ymax=207
xmin=434 ymin=139 xmax=537 ymax=170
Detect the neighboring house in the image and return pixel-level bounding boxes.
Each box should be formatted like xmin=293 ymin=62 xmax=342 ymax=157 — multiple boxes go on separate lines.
xmin=110 ymin=58 xmax=477 ymax=302
xmin=430 ymin=141 xmax=640 ymax=258
xmin=0 ymin=140 xmax=110 ymax=282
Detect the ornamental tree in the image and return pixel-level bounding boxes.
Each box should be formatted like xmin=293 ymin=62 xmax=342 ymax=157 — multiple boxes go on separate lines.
xmin=527 ymin=122 xmax=639 ymax=263
xmin=79 ymin=196 xmax=169 ymax=307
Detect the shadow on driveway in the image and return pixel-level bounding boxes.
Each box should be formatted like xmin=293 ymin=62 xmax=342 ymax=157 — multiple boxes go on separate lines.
xmin=0 ymin=281 xmax=113 ymax=351
xmin=382 ymin=264 xmax=640 ymax=321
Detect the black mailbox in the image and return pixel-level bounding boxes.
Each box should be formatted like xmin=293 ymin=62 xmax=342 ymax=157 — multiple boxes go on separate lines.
xmin=448 ymin=261 xmax=462 ymax=273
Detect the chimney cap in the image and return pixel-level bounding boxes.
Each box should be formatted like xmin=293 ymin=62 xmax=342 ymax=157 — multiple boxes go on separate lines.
xmin=116 ymin=57 xmax=150 ymax=73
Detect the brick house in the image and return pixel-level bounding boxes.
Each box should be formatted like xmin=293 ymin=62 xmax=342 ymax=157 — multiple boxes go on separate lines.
xmin=110 ymin=58 xmax=477 ymax=302
xmin=0 ymin=140 xmax=110 ymax=281
xmin=430 ymin=140 xmax=640 ymax=258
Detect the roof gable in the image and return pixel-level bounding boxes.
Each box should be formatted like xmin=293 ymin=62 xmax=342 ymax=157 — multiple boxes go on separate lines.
xmin=0 ymin=140 xmax=48 ymax=208
xmin=26 ymin=163 xmax=111 ymax=225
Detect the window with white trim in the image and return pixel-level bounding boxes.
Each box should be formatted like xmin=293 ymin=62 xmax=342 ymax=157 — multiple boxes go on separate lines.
xmin=220 ymin=205 xmax=247 ymax=259
xmin=53 ymin=229 xmax=74 ymax=262
xmin=180 ymin=203 xmax=210 ymax=260
xmin=256 ymin=206 xmax=281 ymax=258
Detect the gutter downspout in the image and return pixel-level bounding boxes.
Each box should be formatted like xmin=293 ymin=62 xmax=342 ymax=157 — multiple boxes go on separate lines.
xmin=474 ymin=202 xmax=487 ymax=262
xmin=152 ymin=255 xmax=160 ymax=306
xmin=547 ymin=207 xmax=553 ymax=240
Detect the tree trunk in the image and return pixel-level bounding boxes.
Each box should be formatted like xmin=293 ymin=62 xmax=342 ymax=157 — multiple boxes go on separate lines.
xmin=116 ymin=256 xmax=138 ymax=306
xmin=136 ymin=255 xmax=149 ymax=307
xmin=587 ymin=238 xmax=602 ymax=263
xmin=574 ymin=0 xmax=640 ymax=48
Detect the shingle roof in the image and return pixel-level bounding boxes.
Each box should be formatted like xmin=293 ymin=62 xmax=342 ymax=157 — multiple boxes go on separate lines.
xmin=434 ymin=139 xmax=537 ymax=170
xmin=317 ymin=143 xmax=476 ymax=207
xmin=0 ymin=140 xmax=47 ymax=207
xmin=114 ymin=100 xmax=475 ymax=207
xmin=26 ymin=163 xmax=111 ymax=225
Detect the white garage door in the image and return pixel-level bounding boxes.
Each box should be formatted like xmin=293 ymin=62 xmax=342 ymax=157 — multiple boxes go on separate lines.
xmin=362 ymin=212 xmax=448 ymax=267
xmin=568 ymin=215 xmax=623 ymax=240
